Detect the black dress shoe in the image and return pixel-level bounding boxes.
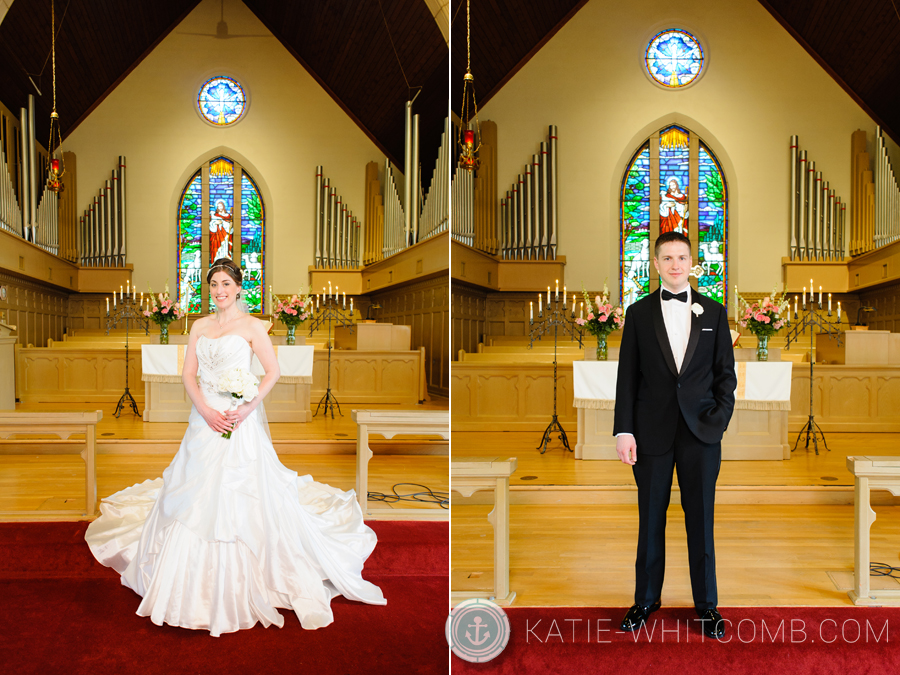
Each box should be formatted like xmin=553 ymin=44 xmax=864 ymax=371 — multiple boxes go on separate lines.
xmin=696 ymin=608 xmax=725 ymax=639
xmin=619 ymin=600 xmax=661 ymax=632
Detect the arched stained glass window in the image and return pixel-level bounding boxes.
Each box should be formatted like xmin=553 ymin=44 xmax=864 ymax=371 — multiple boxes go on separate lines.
xmin=644 ymin=29 xmax=704 ymax=88
xmin=177 ymin=156 xmax=265 ymax=314
xmin=620 ymin=126 xmax=728 ymax=310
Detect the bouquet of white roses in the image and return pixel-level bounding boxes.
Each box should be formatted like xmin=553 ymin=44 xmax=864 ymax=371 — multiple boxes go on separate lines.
xmin=217 ymin=368 xmax=260 ymax=439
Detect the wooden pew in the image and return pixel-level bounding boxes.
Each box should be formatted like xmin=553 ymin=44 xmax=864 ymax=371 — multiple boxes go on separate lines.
xmin=451 ymin=456 xmax=518 ymax=606
xmin=352 ymin=409 xmax=449 ymax=520
xmin=0 ymin=410 xmax=103 ymax=517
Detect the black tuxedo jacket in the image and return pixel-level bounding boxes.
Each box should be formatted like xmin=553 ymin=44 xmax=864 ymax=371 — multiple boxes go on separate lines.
xmin=613 ymin=287 xmax=737 ymax=453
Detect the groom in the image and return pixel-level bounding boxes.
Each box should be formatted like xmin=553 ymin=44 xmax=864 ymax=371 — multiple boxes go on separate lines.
xmin=613 ymin=231 xmax=736 ymax=640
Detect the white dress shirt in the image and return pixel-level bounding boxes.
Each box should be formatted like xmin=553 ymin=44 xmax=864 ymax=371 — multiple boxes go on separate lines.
xmin=660 ymin=282 xmax=692 ymax=373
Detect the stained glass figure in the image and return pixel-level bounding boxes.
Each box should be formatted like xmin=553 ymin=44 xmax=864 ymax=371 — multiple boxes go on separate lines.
xmin=240 ymin=173 xmax=265 ymax=313
xmin=621 ymin=144 xmax=651 ymax=310
xmin=619 ymin=128 xmax=727 ymax=309
xmin=659 ymin=126 xmax=689 ymax=236
xmin=177 ymin=172 xmax=202 ymax=313
xmin=697 ymin=144 xmax=727 ymax=303
xmin=198 ymin=77 xmax=247 ymax=126
xmin=645 ymin=29 xmax=704 ymax=88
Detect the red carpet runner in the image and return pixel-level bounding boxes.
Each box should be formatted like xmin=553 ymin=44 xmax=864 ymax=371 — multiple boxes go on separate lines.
xmin=452 ymin=606 xmax=900 ymax=674
xmin=0 ymin=521 xmax=449 ymax=675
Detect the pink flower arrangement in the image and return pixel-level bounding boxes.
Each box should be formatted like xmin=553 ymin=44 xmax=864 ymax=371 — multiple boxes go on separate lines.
xmin=576 ymin=283 xmax=625 ymax=337
xmin=272 ymin=290 xmax=311 ymax=326
xmin=737 ymin=289 xmax=789 ymax=338
xmin=143 ymin=286 xmax=184 ymax=327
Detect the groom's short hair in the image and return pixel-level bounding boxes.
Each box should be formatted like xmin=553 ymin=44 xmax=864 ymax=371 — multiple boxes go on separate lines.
xmin=655 ymin=232 xmax=691 ymax=257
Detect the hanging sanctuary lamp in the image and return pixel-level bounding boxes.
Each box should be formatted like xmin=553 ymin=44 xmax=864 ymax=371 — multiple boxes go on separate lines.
xmin=47 ymin=0 xmax=65 ymax=193
xmin=457 ymin=0 xmax=480 ymax=171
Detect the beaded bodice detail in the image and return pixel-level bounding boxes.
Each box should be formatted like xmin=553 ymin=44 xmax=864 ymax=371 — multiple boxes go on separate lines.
xmin=196 ymin=335 xmax=253 ymax=410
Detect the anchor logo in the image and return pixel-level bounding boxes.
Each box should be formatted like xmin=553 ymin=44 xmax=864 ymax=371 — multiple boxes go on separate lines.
xmin=447 ymin=598 xmax=510 ymax=663
xmin=465 ymin=616 xmax=491 ymax=645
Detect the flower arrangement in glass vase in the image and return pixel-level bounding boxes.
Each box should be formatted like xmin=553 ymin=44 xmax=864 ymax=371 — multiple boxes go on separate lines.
xmin=575 ymin=283 xmax=625 ymax=361
xmin=270 ymin=288 xmax=312 ymax=345
xmin=736 ymin=286 xmax=790 ymax=361
xmin=143 ymin=283 xmax=184 ymax=345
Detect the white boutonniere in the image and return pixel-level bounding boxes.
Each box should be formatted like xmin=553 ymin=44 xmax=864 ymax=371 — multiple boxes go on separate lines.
xmin=691 ymin=303 xmax=704 ymax=316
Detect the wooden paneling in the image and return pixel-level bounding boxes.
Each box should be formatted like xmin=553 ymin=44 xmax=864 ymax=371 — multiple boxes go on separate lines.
xmin=860 ymin=281 xmax=900 ymax=333
xmin=0 ymin=1 xmax=447 ymax=184
xmin=0 ymin=1 xmax=201 ymax=141
xmin=312 ymin=349 xmax=425 ymax=405
xmin=451 ymin=280 xmax=486 ymax=361
xmin=760 ymin=1 xmax=900 ymax=141
xmin=453 ymin=361 xmax=900 ymax=433
xmin=16 ymin=346 xmax=143 ymax=403
xmin=370 ymin=275 xmax=449 ymax=397
xmin=0 ymin=271 xmax=68 ymax=348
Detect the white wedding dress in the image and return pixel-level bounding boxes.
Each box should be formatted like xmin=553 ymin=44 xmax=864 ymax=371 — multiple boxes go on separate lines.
xmin=85 ymin=334 xmax=386 ymax=636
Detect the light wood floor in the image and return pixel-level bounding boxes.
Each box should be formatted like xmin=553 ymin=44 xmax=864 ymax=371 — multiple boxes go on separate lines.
xmin=0 ymin=398 xmax=449 ymax=518
xmin=452 ymin=503 xmax=900 ymax=607
xmin=451 ymin=430 xmax=898 ymax=488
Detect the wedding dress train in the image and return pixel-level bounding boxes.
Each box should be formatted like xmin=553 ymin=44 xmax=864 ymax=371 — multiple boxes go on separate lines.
xmin=85 ymin=334 xmax=385 ymax=636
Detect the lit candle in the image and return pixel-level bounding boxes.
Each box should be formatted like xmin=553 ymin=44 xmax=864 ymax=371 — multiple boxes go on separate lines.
xmin=802 ymin=287 xmax=806 ymax=308
xmin=343 ymin=291 xmax=346 ymax=309
xmin=572 ymin=293 xmax=575 ymax=309
xmin=563 ymin=285 xmax=566 ymax=305
xmin=113 ymin=294 xmax=116 ymax=308
xmin=580 ymin=302 xmax=584 ymax=320
xmin=818 ymin=286 xmax=822 ymax=306
xmin=838 ymin=302 xmax=841 ymax=322
xmin=106 ymin=297 xmax=109 ymax=313
xmin=794 ymin=295 xmax=798 ymax=318
xmin=350 ymin=298 xmax=353 ymax=315
xmin=329 ymin=281 xmax=332 ymax=298
xmin=530 ymin=301 xmax=534 ymax=322
xmin=547 ymin=286 xmax=551 ymax=304
xmin=120 ymin=285 xmax=123 ymax=300
xmin=555 ymin=280 xmax=559 ymax=301
xmin=539 ymin=293 xmax=543 ymax=316
xmin=323 ymin=286 xmax=327 ymax=300
xmin=126 ymin=280 xmax=130 ymax=296
xmin=828 ymin=293 xmax=832 ymax=313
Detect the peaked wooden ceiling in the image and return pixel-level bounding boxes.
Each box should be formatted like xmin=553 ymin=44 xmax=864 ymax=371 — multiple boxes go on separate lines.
xmin=0 ymin=0 xmax=448 ymax=183
xmin=450 ymin=0 xmax=900 ymax=144
xmin=2 ymin=0 xmax=900 ymax=185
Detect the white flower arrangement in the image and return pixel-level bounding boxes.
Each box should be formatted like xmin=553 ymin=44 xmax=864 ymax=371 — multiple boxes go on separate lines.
xmin=217 ymin=368 xmax=259 ymax=439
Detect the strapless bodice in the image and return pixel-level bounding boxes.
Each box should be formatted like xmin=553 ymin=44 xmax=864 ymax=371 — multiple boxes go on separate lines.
xmin=196 ymin=334 xmax=253 ymax=411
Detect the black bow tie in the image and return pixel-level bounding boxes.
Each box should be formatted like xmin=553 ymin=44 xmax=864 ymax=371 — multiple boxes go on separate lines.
xmin=661 ymin=289 xmax=688 ymax=303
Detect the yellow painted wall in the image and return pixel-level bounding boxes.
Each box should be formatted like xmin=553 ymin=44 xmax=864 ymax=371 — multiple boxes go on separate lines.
xmin=480 ymin=0 xmax=900 ymax=293
xmin=60 ymin=0 xmax=386 ymax=296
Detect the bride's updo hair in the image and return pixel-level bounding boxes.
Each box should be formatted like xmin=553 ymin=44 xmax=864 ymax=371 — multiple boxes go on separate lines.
xmin=207 ymin=257 xmax=243 ymax=285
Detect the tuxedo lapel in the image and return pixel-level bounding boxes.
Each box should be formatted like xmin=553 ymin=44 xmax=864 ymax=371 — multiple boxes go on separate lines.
xmin=679 ymin=289 xmax=702 ymax=374
xmin=650 ymin=289 xmax=679 ymax=377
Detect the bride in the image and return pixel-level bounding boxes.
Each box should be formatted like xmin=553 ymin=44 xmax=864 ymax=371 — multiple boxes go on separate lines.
xmin=85 ymin=258 xmax=386 ymax=636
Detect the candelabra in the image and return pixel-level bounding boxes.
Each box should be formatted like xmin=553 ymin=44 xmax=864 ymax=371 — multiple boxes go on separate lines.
xmin=529 ymin=288 xmax=583 ymax=454
xmin=784 ymin=294 xmax=843 ymax=454
xmin=106 ymin=292 xmax=150 ymax=418
xmin=307 ymin=294 xmax=354 ymax=418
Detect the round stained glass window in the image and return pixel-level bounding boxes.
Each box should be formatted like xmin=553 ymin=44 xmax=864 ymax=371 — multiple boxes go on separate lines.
xmin=197 ymin=76 xmax=247 ymax=126
xmin=644 ymin=29 xmax=704 ymax=88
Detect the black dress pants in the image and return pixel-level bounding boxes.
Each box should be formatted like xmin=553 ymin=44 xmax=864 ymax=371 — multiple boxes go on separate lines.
xmin=631 ymin=410 xmax=721 ymax=611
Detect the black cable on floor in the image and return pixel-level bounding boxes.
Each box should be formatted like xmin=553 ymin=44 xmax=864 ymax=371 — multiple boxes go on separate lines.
xmin=368 ymin=483 xmax=449 ymax=509
xmin=870 ymin=562 xmax=900 ymax=579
